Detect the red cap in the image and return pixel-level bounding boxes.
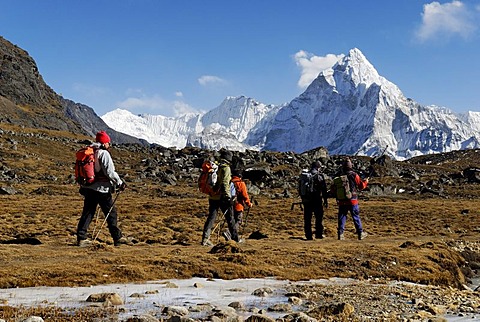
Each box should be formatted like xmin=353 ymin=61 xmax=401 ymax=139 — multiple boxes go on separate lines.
xmin=95 ymin=131 xmax=111 ymax=144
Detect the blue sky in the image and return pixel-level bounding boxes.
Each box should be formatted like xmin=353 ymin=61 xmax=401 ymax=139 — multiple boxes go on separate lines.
xmin=1 ymin=1 xmax=479 ymax=117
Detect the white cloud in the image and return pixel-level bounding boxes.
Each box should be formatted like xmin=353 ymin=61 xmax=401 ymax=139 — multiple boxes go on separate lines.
xmin=415 ymin=1 xmax=476 ymax=42
xmin=175 ymin=91 xmax=184 ymax=97
xmin=294 ymin=50 xmax=342 ymax=88
xmin=116 ymin=94 xmax=196 ymax=117
xmin=172 ymin=100 xmax=196 ymax=116
xmin=198 ymin=75 xmax=227 ymax=86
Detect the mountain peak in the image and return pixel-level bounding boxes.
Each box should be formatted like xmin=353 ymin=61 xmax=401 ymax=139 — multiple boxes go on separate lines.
xmin=334 ymin=48 xmax=382 ymax=88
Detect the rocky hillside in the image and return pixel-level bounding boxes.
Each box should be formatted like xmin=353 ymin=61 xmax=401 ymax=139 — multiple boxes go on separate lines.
xmin=0 ymin=36 xmax=144 ymax=144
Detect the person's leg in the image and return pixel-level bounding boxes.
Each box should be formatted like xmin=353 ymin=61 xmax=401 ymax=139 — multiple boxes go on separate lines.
xmin=350 ymin=204 xmax=366 ymax=239
xmin=76 ymin=188 xmax=98 ymax=242
xmin=234 ymin=210 xmax=243 ymax=235
xmin=313 ymin=201 xmax=324 ymax=238
xmin=303 ymin=202 xmax=313 ymax=240
xmin=221 ymin=200 xmax=238 ymax=241
xmin=202 ymin=199 xmax=219 ymax=244
xmin=98 ymin=192 xmax=122 ymax=243
xmin=337 ymin=205 xmax=348 ymax=240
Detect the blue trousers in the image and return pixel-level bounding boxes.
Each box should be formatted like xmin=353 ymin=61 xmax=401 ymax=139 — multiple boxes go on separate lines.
xmin=337 ymin=203 xmax=363 ymax=236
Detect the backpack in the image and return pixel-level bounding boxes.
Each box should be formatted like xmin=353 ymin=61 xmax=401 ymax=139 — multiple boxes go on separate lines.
xmin=229 ymin=181 xmax=237 ymax=202
xmin=198 ymin=160 xmax=218 ymax=195
xmin=332 ymin=175 xmax=353 ymax=200
xmin=298 ymin=170 xmax=315 ymax=199
xmin=75 ymin=146 xmax=96 ymax=185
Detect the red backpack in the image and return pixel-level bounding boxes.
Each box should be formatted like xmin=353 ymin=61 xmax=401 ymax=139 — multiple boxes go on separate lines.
xmin=75 ymin=146 xmax=96 ymax=185
xmin=198 ymin=160 xmax=218 ymax=195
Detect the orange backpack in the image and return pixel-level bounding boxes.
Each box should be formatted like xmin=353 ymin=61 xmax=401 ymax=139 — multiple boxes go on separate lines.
xmin=198 ymin=160 xmax=218 ymax=195
xmin=75 ymin=146 xmax=96 ymax=185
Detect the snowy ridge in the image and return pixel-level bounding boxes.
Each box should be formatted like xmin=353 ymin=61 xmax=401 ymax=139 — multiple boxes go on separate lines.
xmin=102 ymin=96 xmax=279 ymax=151
xmin=102 ymin=48 xmax=479 ymax=160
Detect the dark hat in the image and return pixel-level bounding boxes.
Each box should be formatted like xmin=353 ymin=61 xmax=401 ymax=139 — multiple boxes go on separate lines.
xmin=220 ymin=150 xmax=233 ymax=162
xmin=311 ymin=161 xmax=321 ymax=169
xmin=232 ymin=169 xmax=242 ymax=178
xmin=342 ymin=158 xmax=353 ymax=171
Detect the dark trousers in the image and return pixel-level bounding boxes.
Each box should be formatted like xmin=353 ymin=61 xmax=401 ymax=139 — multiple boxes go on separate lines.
xmin=303 ymin=200 xmax=324 ymax=239
xmin=202 ymin=199 xmax=220 ymax=241
xmin=77 ymin=188 xmax=122 ymax=242
xmin=202 ymin=199 xmax=237 ymax=241
xmin=233 ymin=210 xmax=243 ymax=236
xmin=337 ymin=203 xmax=363 ymax=236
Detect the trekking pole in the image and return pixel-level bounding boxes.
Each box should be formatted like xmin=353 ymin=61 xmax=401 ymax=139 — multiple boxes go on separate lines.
xmin=91 ymin=206 xmax=102 ymax=238
xmin=211 ymin=207 xmax=227 ymax=240
xmin=366 ymin=145 xmax=388 ymax=179
xmin=93 ymin=191 xmax=122 ymax=243
xmin=241 ymin=196 xmax=258 ymax=237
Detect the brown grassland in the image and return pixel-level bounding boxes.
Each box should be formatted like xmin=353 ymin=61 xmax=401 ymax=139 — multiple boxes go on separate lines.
xmin=0 ymin=124 xmax=480 ymax=320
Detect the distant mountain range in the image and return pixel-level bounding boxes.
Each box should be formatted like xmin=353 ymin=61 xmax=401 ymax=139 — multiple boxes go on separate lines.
xmin=1 ymin=35 xmax=478 ymax=160
xmin=102 ymin=48 xmax=480 ymax=160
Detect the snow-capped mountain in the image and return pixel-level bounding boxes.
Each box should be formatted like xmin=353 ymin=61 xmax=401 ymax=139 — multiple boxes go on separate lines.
xmin=264 ymin=48 xmax=480 ymax=159
xmin=102 ymin=48 xmax=480 ymax=160
xmin=102 ymin=96 xmax=280 ymax=151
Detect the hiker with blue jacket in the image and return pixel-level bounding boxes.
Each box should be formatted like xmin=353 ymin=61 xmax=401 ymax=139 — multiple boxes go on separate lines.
xmin=76 ymin=131 xmax=127 ymax=247
xmin=298 ymin=161 xmax=328 ymax=240
xmin=333 ymin=158 xmax=368 ymax=240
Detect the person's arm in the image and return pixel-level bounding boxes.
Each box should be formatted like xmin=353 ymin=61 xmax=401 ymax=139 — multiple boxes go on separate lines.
xmin=241 ymin=181 xmax=252 ymax=207
xmin=355 ymin=173 xmax=368 ymax=191
xmin=320 ymin=175 xmax=328 ymax=207
xmin=98 ymin=150 xmax=123 ymax=187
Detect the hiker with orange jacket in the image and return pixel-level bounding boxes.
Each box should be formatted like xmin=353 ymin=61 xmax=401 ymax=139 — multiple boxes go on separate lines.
xmin=223 ymin=170 xmax=252 ymax=241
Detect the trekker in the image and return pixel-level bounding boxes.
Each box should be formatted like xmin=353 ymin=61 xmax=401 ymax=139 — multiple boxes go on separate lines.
xmin=334 ymin=158 xmax=368 ymax=240
xmin=223 ymin=169 xmax=253 ymax=241
xmin=299 ymin=161 xmax=328 ymax=240
xmin=201 ymin=150 xmax=237 ymax=245
xmin=76 ymin=131 xmax=127 ymax=247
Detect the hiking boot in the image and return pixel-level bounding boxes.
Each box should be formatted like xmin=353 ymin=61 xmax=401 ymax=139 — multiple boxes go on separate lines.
xmin=77 ymin=239 xmax=92 ymax=247
xmin=315 ymin=234 xmax=326 ymax=239
xmin=114 ymin=237 xmax=129 ymax=247
xmin=222 ymin=230 xmax=232 ymax=241
xmin=201 ymin=239 xmax=213 ymax=246
xmin=358 ymin=232 xmax=368 ymax=240
xmin=338 ymin=233 xmax=345 ymax=241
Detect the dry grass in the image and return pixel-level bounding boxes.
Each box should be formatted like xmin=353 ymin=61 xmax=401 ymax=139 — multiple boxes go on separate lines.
xmin=0 ymin=124 xmax=479 ymax=294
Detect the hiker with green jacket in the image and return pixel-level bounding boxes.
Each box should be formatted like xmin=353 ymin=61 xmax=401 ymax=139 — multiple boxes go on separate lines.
xmin=201 ymin=150 xmax=237 ymax=245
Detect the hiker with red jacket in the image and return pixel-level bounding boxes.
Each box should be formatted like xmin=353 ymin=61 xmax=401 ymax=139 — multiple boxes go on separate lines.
xmin=76 ymin=131 xmax=127 ymax=247
xmin=334 ymin=158 xmax=368 ymax=240
xmin=223 ymin=170 xmax=252 ymax=241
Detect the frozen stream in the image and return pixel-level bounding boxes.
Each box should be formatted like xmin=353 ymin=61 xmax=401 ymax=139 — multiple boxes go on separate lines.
xmin=0 ymin=277 xmax=301 ymax=320
xmin=0 ymin=277 xmax=478 ymax=321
